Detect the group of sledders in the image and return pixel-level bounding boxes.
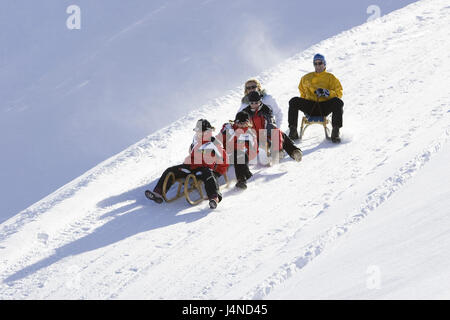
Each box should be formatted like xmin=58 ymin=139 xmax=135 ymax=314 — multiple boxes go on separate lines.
xmin=145 ymin=53 xmax=344 ymax=209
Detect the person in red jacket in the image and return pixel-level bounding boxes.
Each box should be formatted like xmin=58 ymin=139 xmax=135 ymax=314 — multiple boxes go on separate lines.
xmin=218 ymin=111 xmax=258 ymax=190
xmin=240 ymin=91 xmax=302 ymax=162
xmin=145 ymin=119 xmax=229 ymax=209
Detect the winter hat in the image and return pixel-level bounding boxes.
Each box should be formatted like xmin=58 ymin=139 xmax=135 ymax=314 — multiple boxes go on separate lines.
xmin=194 ymin=119 xmax=214 ymax=132
xmin=235 ymin=111 xmax=250 ymax=124
xmin=313 ymin=53 xmax=326 ymax=65
xmin=247 ymin=91 xmax=261 ymax=103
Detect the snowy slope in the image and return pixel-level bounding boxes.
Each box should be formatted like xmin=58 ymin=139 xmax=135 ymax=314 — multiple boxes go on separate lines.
xmin=267 ymin=143 xmax=450 ymax=299
xmin=2 ymin=0 xmax=419 ymax=223
xmin=1 ymin=0 xmax=450 ymax=299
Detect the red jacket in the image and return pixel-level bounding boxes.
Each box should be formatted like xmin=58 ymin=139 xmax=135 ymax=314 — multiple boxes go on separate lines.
xmin=241 ymin=104 xmax=284 ymax=151
xmin=184 ymin=136 xmax=229 ymax=175
xmin=217 ymin=122 xmax=258 ymax=161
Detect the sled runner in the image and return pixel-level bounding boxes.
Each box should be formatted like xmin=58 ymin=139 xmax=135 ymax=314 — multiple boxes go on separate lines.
xmin=162 ymin=172 xmax=229 ymax=205
xmin=299 ymin=114 xmax=331 ymax=141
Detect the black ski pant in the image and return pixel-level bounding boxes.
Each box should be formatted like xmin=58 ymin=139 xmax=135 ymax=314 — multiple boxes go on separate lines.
xmin=154 ymin=164 xmax=222 ymax=201
xmin=282 ymin=132 xmax=300 ymax=157
xmin=288 ymin=97 xmax=344 ymax=129
xmin=233 ymin=151 xmax=252 ymax=182
xmin=265 ymin=123 xmax=301 ymax=157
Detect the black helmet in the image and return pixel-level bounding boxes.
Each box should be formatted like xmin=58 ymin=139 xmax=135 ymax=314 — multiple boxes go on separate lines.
xmin=194 ymin=119 xmax=215 ymax=132
xmin=235 ymin=111 xmax=250 ymax=124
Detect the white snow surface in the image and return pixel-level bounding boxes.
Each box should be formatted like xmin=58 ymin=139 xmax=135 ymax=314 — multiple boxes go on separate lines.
xmin=1 ymin=0 xmax=450 ymax=299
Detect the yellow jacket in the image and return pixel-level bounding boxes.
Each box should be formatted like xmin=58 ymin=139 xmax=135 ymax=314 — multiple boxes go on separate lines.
xmin=299 ymin=70 xmax=343 ymax=102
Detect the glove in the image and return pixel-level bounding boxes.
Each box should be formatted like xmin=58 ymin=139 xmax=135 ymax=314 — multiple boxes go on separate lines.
xmin=221 ymin=123 xmax=234 ymax=135
xmin=237 ymin=133 xmax=252 ymax=142
xmin=315 ymin=88 xmax=330 ymax=97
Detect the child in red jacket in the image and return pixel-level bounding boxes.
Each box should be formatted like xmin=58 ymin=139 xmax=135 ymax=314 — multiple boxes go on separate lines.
xmin=218 ymin=111 xmax=258 ymax=189
xmin=145 ymin=119 xmax=229 ymax=209
xmin=241 ymin=91 xmax=302 ymax=162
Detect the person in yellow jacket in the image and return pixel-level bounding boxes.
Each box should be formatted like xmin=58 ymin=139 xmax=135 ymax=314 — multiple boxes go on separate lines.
xmin=288 ymin=53 xmax=344 ymax=143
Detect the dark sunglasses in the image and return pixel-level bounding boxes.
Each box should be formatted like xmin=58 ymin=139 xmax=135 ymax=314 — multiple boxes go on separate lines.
xmin=249 ymin=101 xmax=260 ymax=105
xmin=193 ymin=128 xmax=213 ymax=132
xmin=246 ymin=85 xmax=257 ymax=90
xmin=314 ymin=61 xmax=324 ymax=66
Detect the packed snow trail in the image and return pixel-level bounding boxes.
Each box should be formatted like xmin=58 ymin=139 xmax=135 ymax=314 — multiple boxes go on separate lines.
xmin=267 ymin=138 xmax=450 ymax=299
xmin=1 ymin=0 xmax=450 ymax=299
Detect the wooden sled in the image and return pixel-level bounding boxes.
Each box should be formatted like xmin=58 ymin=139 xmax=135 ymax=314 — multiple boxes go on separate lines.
xmin=299 ymin=114 xmax=331 ymax=141
xmin=162 ymin=172 xmax=229 ymax=205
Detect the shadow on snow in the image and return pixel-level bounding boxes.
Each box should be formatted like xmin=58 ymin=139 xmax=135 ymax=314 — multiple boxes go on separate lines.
xmin=3 ymin=168 xmax=285 ymax=284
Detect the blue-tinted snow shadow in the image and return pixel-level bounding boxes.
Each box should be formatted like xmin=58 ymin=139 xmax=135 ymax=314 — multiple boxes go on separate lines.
xmin=3 ymin=167 xmax=287 ymax=284
xmin=299 ymin=137 xmax=341 ymax=156
xmin=3 ymin=178 xmax=213 ymax=284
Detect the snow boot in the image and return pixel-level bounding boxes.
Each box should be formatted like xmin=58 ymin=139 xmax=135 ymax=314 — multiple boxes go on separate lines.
xmin=290 ymin=149 xmax=303 ymax=162
xmin=331 ymin=127 xmax=341 ymax=143
xmin=288 ymin=126 xmax=299 ymax=140
xmin=235 ymin=180 xmax=247 ymax=190
xmin=209 ymin=197 xmax=219 ymax=209
xmin=145 ymin=189 xmax=164 ymax=204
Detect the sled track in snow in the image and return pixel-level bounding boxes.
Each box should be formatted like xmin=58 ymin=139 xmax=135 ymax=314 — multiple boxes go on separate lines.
xmin=243 ymin=126 xmax=450 ymax=299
